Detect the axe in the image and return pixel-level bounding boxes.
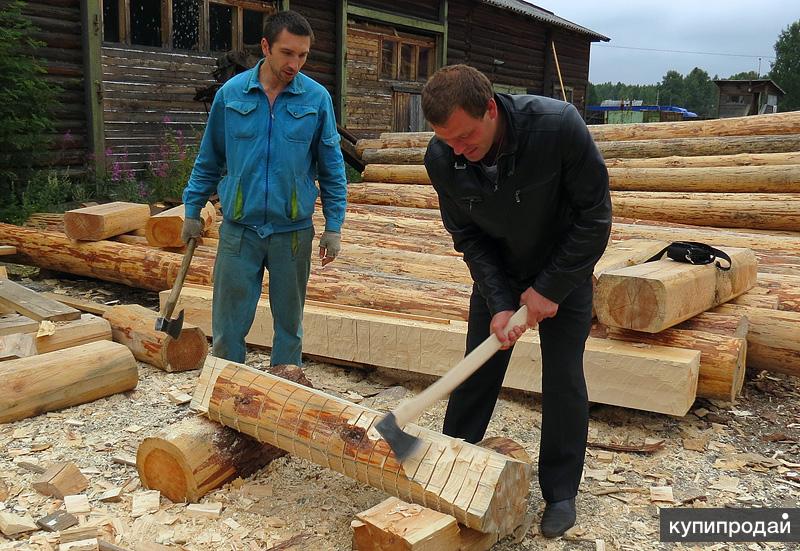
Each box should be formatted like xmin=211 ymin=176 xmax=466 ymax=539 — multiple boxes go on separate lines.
xmin=376 ymin=305 xmax=528 ymax=460
xmin=154 ymin=237 xmax=198 ymax=339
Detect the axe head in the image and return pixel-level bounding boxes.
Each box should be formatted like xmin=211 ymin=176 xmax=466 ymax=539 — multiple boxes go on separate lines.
xmin=375 ymin=412 xmax=422 ymax=461
xmin=154 ymin=308 xmax=184 ymax=339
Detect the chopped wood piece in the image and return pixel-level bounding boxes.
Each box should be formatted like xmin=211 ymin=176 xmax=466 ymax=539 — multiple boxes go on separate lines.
xmin=112 ymin=454 xmax=137 ymax=467
xmin=0 ymin=313 xmax=39 ymax=336
xmin=64 ymin=494 xmax=91 ymax=514
xmin=185 ymin=502 xmax=223 ymax=518
xmin=0 ymin=279 xmax=81 ymax=322
xmin=0 ymin=341 xmax=139 ymax=423
xmin=64 ymin=202 xmax=150 ymax=241
xmin=352 ymin=497 xmax=460 ymax=550
xmin=649 ymin=486 xmax=675 ymax=502
xmin=32 ymin=461 xmax=89 ymax=499
xmin=98 ymin=487 xmax=123 ymax=502
xmin=59 ymin=539 xmax=99 ymax=551
xmin=0 ymin=332 xmax=37 ymax=361
xmin=98 ymin=540 xmax=129 ymax=551
xmin=131 ymin=490 xmax=160 ymax=517
xmin=60 ymin=526 xmax=99 ymax=543
xmin=0 ymin=511 xmax=39 ymax=536
xmin=145 ymin=202 xmax=216 ymax=248
xmin=587 ymin=440 xmax=666 ymax=454
xmin=40 ymin=293 xmax=110 ymax=315
xmin=0 ymin=245 xmax=16 ymax=256
xmin=36 ymin=510 xmax=78 ymax=532
xmin=166 ymin=390 xmax=192 ymax=404
xmin=0 ymin=266 xmax=6 ymax=278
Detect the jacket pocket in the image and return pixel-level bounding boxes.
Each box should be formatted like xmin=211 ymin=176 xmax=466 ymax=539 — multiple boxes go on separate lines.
xmin=287 ymin=178 xmax=319 ymax=221
xmin=284 ymin=104 xmax=318 ymax=143
xmin=226 ymin=101 xmax=259 ymax=140
xmin=513 ymin=171 xmax=559 ymax=204
xmin=218 ymin=221 xmax=244 ymax=258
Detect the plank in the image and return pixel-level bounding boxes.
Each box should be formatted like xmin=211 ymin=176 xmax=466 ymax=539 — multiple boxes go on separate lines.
xmin=0 ymin=279 xmax=81 ymax=321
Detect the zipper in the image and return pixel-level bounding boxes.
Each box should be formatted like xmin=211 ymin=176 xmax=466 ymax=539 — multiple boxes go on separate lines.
xmin=264 ymin=97 xmax=276 ymax=226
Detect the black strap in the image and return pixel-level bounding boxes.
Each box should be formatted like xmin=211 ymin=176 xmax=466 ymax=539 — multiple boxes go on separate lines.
xmin=646 ymin=241 xmax=732 ymax=271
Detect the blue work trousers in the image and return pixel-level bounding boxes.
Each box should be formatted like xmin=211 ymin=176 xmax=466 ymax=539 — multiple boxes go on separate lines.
xmin=212 ymin=220 xmax=314 ymax=365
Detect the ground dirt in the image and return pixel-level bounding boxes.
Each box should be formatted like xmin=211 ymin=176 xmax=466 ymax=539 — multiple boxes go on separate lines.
xmin=1 ymin=266 xmax=798 ymax=550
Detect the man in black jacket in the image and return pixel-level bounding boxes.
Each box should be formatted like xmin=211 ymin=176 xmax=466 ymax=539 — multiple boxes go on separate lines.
xmin=421 ymin=65 xmax=612 ymax=538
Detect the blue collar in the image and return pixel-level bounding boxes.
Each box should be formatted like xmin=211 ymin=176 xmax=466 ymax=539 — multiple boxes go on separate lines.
xmin=244 ymin=59 xmax=305 ymax=95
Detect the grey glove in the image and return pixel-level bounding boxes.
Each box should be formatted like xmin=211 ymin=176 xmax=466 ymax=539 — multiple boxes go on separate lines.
xmin=181 ymin=217 xmax=204 ymax=244
xmin=319 ymin=231 xmax=341 ymax=264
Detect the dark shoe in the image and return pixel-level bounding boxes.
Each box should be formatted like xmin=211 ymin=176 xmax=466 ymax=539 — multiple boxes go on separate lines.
xmin=540 ymin=497 xmax=576 ymax=538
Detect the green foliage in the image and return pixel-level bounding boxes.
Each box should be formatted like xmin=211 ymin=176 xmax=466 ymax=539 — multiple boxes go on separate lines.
xmin=728 ymin=71 xmax=760 ymax=80
xmin=0 ymin=0 xmax=60 ymax=198
xmin=0 ymin=169 xmax=72 ymax=224
xmin=770 ymin=20 xmax=800 ymax=111
xmin=683 ymin=68 xmax=718 ymax=118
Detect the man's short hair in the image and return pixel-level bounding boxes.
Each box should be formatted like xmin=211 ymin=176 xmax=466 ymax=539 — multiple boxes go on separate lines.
xmin=263 ymin=10 xmax=315 ymax=46
xmin=422 ymin=64 xmax=493 ymax=125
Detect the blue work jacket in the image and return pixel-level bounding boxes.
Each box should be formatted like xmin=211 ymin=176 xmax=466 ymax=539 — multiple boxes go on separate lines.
xmin=183 ymin=59 xmax=347 ymax=237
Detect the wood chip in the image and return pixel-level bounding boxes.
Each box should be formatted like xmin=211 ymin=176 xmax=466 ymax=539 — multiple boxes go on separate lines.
xmin=587 ymin=439 xmax=665 ymax=454
xmin=186 ymin=502 xmax=223 ymax=518
xmin=166 ymin=390 xmax=192 ymax=405
xmin=64 ymin=494 xmax=91 ymax=514
xmin=0 ymin=511 xmax=39 ymax=536
xmin=649 ymin=486 xmax=674 ymax=502
xmin=111 ymin=454 xmax=137 ymax=467
xmin=36 ymin=510 xmax=79 ymax=532
xmin=131 ymin=490 xmax=160 ymax=517
xmin=710 ymin=476 xmax=741 ymax=493
xmin=59 ymin=539 xmax=99 ymax=551
xmin=60 ymin=526 xmax=99 ymax=543
xmin=682 ymin=438 xmax=708 ymax=451
xmin=98 ymin=487 xmax=123 ymax=502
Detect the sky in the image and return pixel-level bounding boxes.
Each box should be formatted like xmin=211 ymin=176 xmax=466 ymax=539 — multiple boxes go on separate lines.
xmin=535 ymin=1 xmax=799 ymax=85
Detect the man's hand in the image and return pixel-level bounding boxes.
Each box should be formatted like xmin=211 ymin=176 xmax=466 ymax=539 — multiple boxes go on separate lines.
xmin=520 ymin=287 xmax=558 ymax=327
xmin=181 ymin=217 xmax=204 ymax=244
xmin=319 ymin=231 xmax=341 ymax=266
xmin=490 ymin=310 xmax=528 ymax=350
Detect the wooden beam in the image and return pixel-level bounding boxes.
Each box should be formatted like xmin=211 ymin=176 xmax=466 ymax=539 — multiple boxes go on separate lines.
xmin=346 ymin=5 xmax=445 ymax=34
xmin=0 ymin=333 xmax=37 ymax=362
xmin=0 ymin=246 xmax=16 ymax=256
xmin=173 ymin=286 xmax=702 ymax=415
xmin=0 ymin=314 xmax=38 ymax=337
xmin=192 ymin=356 xmax=534 ymax=535
xmin=0 ymin=279 xmax=81 ymax=322
xmin=80 ymin=0 xmax=105 ymax=179
xmin=335 ymin=0 xmax=347 ymax=125
xmin=35 ymin=314 xmax=112 ymax=355
xmin=64 ymin=202 xmax=151 ymax=241
xmin=39 ymin=293 xmax=110 ymax=316
xmin=437 ymin=0 xmax=447 ymax=68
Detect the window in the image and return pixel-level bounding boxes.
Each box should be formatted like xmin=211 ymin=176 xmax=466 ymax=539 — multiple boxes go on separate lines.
xmin=243 ymin=9 xmax=264 ymax=47
xmin=726 ymin=95 xmax=745 ymax=104
xmin=209 ymin=3 xmax=232 ymax=52
xmin=130 ymin=0 xmax=162 ymax=46
xmin=172 ymin=0 xmax=199 ymax=50
xmin=380 ymin=38 xmax=436 ymax=82
xmin=103 ymin=0 xmax=120 ymax=42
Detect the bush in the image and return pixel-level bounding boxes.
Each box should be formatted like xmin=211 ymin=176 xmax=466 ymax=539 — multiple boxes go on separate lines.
xmin=0 ymin=0 xmax=60 ymax=205
xmin=144 ymin=120 xmax=198 ymax=202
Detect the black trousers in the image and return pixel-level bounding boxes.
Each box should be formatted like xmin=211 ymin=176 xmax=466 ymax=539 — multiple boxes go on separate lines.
xmin=442 ymin=278 xmax=593 ymax=503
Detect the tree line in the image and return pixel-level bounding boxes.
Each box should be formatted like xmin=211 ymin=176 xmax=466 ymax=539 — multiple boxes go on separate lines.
xmin=587 ymin=19 xmax=800 ymax=117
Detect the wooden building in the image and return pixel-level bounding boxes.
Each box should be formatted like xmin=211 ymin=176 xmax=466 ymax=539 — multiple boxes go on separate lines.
xmin=20 ymin=0 xmax=607 ymax=173
xmin=714 ymin=79 xmax=785 ymax=118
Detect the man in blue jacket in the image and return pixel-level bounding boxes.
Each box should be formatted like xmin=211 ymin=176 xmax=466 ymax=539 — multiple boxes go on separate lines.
xmin=181 ymin=10 xmax=347 ymax=367
xmin=422 ymin=65 xmax=611 ymax=538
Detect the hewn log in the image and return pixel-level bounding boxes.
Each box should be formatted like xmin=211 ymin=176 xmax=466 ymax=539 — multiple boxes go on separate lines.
xmin=714 ymin=304 xmax=800 ymax=377
xmin=102 ymin=304 xmax=207 ymax=372
xmin=0 ymin=341 xmax=138 ymax=423
xmin=63 ymin=202 xmax=151 ymax=241
xmin=594 ymin=248 xmax=757 ymax=332
xmin=597 ymin=134 xmax=800 ymax=159
xmin=754 ymin=273 xmax=800 ymax=312
xmin=605 ymin=151 xmax=800 ymax=169
xmin=192 ymin=356 xmax=534 ymax=535
xmin=0 ymin=224 xmax=215 ymax=292
xmin=607 ymin=165 xmax=800 ymax=193
xmin=0 ymin=279 xmax=81 ymax=322
xmin=0 ymin=314 xmax=39 ymax=337
xmin=136 ymin=363 xmax=312 ymax=503
xmin=175 ymin=286 xmax=703 ymax=415
xmin=0 ymin=333 xmax=36 ymax=361
xmin=145 ymin=202 xmax=216 ymax=248
xmin=349 ymin=183 xmax=438 ymax=209
xmin=673 ymin=311 xmax=749 ymax=339
xmin=611 ymin=192 xmax=800 ymax=232
xmin=598 ymin=326 xmax=746 ymax=402
xmin=35 ymin=314 xmax=112 ymax=354
xmin=356 ymin=133 xmax=433 ymax=156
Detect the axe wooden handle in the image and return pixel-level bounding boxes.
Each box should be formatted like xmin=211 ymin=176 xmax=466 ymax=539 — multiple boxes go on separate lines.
xmin=159 ymin=237 xmax=197 ymax=321
xmin=391 ymin=305 xmax=529 ymax=429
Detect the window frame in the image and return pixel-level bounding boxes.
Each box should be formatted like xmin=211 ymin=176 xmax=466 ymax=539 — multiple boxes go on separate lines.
xmin=101 ymin=0 xmax=274 ymax=53
xmin=379 ymin=36 xmax=435 ymax=82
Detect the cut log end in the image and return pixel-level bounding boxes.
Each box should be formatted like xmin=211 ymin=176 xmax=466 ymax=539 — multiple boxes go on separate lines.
xmin=164 ymin=329 xmax=209 ymax=372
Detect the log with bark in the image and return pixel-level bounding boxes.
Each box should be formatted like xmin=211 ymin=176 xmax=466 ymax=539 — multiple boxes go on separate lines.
xmin=102 ymin=304 xmax=208 ymax=372
xmin=597 ymin=134 xmax=800 ymax=159
xmin=594 ymin=247 xmax=757 ymax=332
xmin=63 ymin=202 xmax=151 ymax=241
xmin=137 ymin=364 xmax=313 ymax=503
xmin=192 ymin=356 xmax=534 ymax=536
xmin=0 ymin=340 xmax=138 ymax=423
xmin=607 ymin=165 xmax=800 ymax=193
xmin=605 ymin=151 xmax=800 ymax=169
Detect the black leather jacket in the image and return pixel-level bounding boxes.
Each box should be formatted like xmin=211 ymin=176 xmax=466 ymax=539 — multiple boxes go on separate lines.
xmin=424 ymin=93 xmax=612 ymax=316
